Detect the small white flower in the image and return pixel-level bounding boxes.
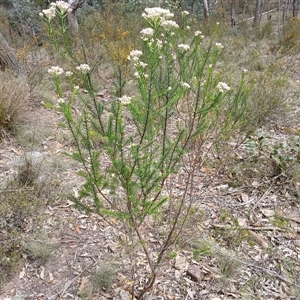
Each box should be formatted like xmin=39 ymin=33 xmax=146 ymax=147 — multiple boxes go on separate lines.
xmin=208 ymin=64 xmax=213 ymax=68
xmin=216 ymin=22 xmax=220 ymax=25
xmin=215 ymin=42 xmax=224 ymax=49
xmin=144 ymin=74 xmax=149 ymax=79
xmin=76 ymin=64 xmax=91 ymax=73
xmin=56 ymin=1 xmax=71 ymax=13
xmin=48 ymin=66 xmax=64 ymax=76
xmin=161 ymin=20 xmax=179 ymax=30
xmin=200 ymin=35 xmax=205 ymax=39
xmin=242 ymin=69 xmax=248 ymax=73
xmin=168 ymin=86 xmax=172 ymax=91
xmin=181 ymin=82 xmax=190 ymax=89
xmin=178 ymin=44 xmax=190 ymax=51
xmin=50 ymin=2 xmax=56 ymax=7
xmin=217 ymin=82 xmax=230 ymax=93
xmin=194 ymin=30 xmax=202 ymax=36
xmin=74 ymin=85 xmax=80 ymax=90
xmin=119 ymin=95 xmax=132 ymax=105
xmin=134 ymin=72 xmax=140 ymax=78
xmin=182 ymin=10 xmax=190 ymax=15
xmin=186 ymin=26 xmax=190 ymax=30
xmin=57 ymin=98 xmax=65 ymax=104
xmin=128 ymin=50 xmax=143 ymax=61
xmin=65 ymin=71 xmax=73 ymax=77
xmin=156 ymin=39 xmax=163 ymax=49
xmin=139 ymin=62 xmax=148 ymax=68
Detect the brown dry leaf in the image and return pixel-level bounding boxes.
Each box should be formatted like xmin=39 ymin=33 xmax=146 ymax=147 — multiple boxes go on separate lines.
xmin=241 ymin=193 xmax=249 ymax=202
xmin=110 ymin=217 xmax=118 ymax=225
xmin=261 ymin=209 xmax=275 ymax=217
xmin=74 ymin=225 xmax=82 ymax=235
xmin=19 ymin=267 xmax=25 ymax=279
xmin=47 ymin=272 xmax=54 ymax=283
xmin=40 ymin=267 xmax=45 ymax=280
xmin=294 ymin=240 xmax=300 ymax=247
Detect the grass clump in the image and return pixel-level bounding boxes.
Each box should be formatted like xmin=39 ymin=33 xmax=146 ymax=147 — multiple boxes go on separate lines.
xmin=24 ymin=238 xmax=55 ymax=265
xmin=0 ymin=71 xmax=29 ymax=134
xmin=0 ymin=188 xmax=40 ymax=287
xmin=92 ymin=263 xmax=115 ymax=290
xmin=15 ymin=152 xmax=43 ymax=186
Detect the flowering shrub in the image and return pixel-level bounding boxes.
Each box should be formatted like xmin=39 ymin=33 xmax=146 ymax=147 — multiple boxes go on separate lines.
xmin=43 ymin=3 xmax=251 ymax=298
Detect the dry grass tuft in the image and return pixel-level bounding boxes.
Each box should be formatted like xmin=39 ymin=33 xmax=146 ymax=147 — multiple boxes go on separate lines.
xmin=0 ymin=71 xmax=29 ymax=134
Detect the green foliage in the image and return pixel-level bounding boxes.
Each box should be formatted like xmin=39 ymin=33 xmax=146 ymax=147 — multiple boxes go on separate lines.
xmin=42 ymin=5 xmax=252 ymax=298
xmin=246 ymin=132 xmax=300 ymax=179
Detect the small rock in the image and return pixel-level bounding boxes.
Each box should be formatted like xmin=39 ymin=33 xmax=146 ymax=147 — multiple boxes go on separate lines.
xmin=261 ymin=209 xmax=275 ymax=217
xmin=187 ymin=265 xmax=203 ymax=282
xmin=119 ymin=289 xmax=130 ymax=300
xmin=174 ymin=256 xmax=187 ymax=270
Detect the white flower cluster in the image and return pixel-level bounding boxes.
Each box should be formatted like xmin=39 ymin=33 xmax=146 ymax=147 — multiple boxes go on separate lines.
xmin=161 ymin=20 xmax=179 ymax=30
xmin=142 ymin=7 xmax=174 ymax=22
xmin=182 ymin=10 xmax=190 ymax=16
xmin=76 ymin=64 xmax=91 ymax=73
xmin=217 ymin=82 xmax=230 ymax=93
xmin=139 ymin=62 xmax=148 ymax=68
xmin=55 ymin=1 xmax=71 ymax=13
xmin=40 ymin=1 xmax=72 ymax=19
xmin=65 ymin=71 xmax=73 ymax=77
xmin=178 ymin=44 xmax=190 ymax=51
xmin=48 ymin=66 xmax=64 ymax=76
xmin=119 ymin=95 xmax=132 ymax=105
xmin=140 ymin=28 xmax=154 ymax=41
xmin=215 ymin=42 xmax=224 ymax=49
xmin=39 ymin=6 xmax=56 ymax=20
xmin=128 ymin=50 xmax=143 ymax=62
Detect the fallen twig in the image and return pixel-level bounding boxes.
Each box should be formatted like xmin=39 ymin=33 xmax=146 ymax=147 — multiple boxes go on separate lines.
xmin=213 ymin=223 xmax=287 ymax=232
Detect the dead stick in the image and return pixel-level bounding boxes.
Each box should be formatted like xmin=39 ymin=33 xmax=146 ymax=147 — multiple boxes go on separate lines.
xmin=213 ymin=223 xmax=287 ymax=232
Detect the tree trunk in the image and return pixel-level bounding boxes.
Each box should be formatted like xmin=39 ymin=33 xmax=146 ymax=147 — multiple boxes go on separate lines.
xmin=202 ymin=0 xmax=209 ymax=19
xmin=292 ymin=0 xmax=297 ymax=17
xmin=0 ymin=31 xmax=23 ymax=74
xmin=254 ymin=0 xmax=262 ymax=25
xmin=67 ymin=0 xmax=85 ymax=35
xmin=231 ymin=0 xmax=237 ymax=26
